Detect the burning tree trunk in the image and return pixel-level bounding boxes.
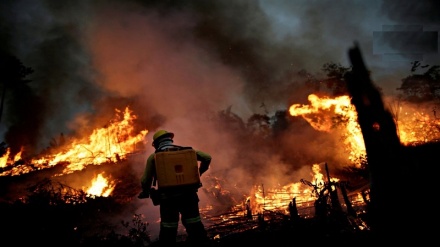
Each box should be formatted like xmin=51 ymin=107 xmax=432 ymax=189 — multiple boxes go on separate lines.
xmin=339 ymin=182 xmax=356 ymax=217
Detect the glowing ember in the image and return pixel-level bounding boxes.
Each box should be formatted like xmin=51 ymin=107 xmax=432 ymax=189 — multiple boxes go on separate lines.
xmin=395 ymin=106 xmax=440 ymax=145
xmin=85 ymin=172 xmax=116 ymax=197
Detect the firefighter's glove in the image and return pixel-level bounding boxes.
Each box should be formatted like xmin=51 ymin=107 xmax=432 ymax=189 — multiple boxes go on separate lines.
xmin=138 ymin=191 xmax=150 ymax=199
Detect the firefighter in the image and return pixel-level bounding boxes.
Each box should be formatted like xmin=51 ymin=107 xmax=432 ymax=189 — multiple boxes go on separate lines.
xmin=138 ymin=130 xmax=212 ymax=246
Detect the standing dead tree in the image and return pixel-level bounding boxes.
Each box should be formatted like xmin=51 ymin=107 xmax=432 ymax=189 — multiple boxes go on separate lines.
xmin=345 ymin=43 xmax=437 ymax=243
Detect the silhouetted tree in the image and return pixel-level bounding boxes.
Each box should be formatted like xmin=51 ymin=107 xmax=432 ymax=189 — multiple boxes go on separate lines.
xmin=321 ymin=62 xmax=351 ymax=96
xmin=271 ymin=110 xmax=290 ymax=137
xmin=0 ymin=51 xmax=46 ymax=156
xmin=247 ymin=113 xmax=271 ymax=137
xmin=0 ymin=51 xmax=33 ymax=124
xmin=396 ymin=61 xmax=440 ymax=103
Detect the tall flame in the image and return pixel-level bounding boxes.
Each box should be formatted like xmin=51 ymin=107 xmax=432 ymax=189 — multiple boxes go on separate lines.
xmin=0 ymin=106 xmax=148 ymax=176
xmin=0 ymin=148 xmax=11 ymax=168
xmin=288 ymin=94 xmax=440 ymax=166
xmin=85 ymin=172 xmax=116 ymax=197
xmin=289 ymin=94 xmax=365 ymax=166
xmin=0 ymin=147 xmax=22 ymax=168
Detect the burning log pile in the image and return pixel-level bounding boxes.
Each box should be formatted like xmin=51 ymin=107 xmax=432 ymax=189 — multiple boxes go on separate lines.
xmin=0 ymin=164 xmax=370 ymax=246
xmin=200 ymin=163 xmax=370 ymax=242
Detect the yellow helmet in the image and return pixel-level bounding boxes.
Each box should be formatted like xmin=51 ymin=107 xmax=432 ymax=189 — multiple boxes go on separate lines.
xmin=153 ymin=130 xmax=174 ymax=143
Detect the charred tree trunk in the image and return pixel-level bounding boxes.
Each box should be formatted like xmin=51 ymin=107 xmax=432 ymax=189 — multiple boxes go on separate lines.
xmin=340 ymin=182 xmax=356 ymax=218
xmin=288 ymin=197 xmax=299 ymax=221
xmin=325 ymin=163 xmax=342 ymax=213
xmin=245 ymin=199 xmax=252 ymax=219
xmin=345 ymin=43 xmax=431 ymax=242
xmin=360 ymin=190 xmax=369 ymax=205
xmin=314 ymin=193 xmax=328 ymax=220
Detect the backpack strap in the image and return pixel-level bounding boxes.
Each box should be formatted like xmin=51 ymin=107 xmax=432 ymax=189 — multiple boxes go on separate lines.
xmin=155 ymin=145 xmax=194 ymax=152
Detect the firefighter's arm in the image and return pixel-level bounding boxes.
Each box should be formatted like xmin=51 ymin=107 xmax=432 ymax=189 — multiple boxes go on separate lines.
xmin=139 ymin=153 xmax=155 ymax=199
xmin=196 ymin=150 xmax=211 ymax=176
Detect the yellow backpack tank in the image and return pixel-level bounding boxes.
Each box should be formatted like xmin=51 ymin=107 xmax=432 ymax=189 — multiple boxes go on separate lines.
xmin=154 ymin=147 xmax=201 ymax=189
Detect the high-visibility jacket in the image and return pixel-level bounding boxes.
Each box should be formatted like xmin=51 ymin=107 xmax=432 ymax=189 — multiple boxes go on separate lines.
xmin=141 ymin=144 xmax=211 ymax=198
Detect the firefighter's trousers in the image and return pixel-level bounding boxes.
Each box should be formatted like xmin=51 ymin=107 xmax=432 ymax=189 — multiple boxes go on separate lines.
xmin=159 ymin=191 xmax=208 ymax=246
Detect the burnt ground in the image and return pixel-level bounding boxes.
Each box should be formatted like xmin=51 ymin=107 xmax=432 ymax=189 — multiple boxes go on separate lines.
xmin=142 ymin=206 xmax=374 ymax=247
xmin=1 ymin=171 xmax=433 ymax=247
xmin=208 ymin=218 xmax=372 ymax=246
xmin=0 ymin=160 xmax=374 ymax=247
xmin=158 ymin=218 xmax=368 ymax=246
xmin=0 ymin=191 xmax=372 ymax=247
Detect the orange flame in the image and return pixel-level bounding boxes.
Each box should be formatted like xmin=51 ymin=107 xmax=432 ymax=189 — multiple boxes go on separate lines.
xmin=0 ymin=107 xmax=148 ymax=176
xmin=238 ymin=94 xmax=440 ymax=220
xmin=85 ymin=172 xmax=116 ymax=197
xmin=13 ymin=147 xmax=23 ymax=162
xmin=249 ymin=163 xmax=336 ymax=216
xmin=289 ymin=94 xmax=365 ymax=166
xmin=288 ymin=94 xmax=440 ymax=166
xmin=0 ymin=148 xmax=10 ymax=168
xmin=396 ymin=106 xmax=440 ymax=145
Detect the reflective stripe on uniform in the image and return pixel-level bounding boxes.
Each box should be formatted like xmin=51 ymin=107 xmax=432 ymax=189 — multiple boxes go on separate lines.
xmin=182 ymin=215 xmax=202 ymax=224
xmin=161 ymin=221 xmax=179 ymax=228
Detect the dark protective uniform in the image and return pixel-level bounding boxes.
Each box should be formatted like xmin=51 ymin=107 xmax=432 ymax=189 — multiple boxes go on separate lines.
xmin=139 ymin=130 xmax=211 ymax=246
